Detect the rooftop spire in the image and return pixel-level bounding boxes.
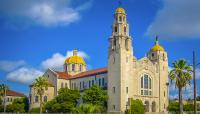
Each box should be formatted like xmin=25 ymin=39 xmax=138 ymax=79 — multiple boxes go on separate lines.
xmin=155 ymin=35 xmax=159 ymax=45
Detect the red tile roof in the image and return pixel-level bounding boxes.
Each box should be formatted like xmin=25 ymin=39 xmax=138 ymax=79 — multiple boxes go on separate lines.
xmin=55 ymin=71 xmax=71 ymax=79
xmin=55 ymin=67 xmax=107 ymax=80
xmin=69 ymin=67 xmax=107 ymax=79
xmin=6 ymin=90 xmax=25 ymax=97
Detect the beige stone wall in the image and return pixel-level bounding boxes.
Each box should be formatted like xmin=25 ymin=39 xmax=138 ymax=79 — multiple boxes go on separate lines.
xmin=29 ymin=86 xmax=54 ymax=109
xmin=70 ymin=73 xmax=107 ymax=90
xmin=3 ymin=96 xmax=24 ymax=105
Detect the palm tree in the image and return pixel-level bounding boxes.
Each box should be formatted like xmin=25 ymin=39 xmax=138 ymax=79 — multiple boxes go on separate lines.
xmin=0 ymin=84 xmax=9 ymax=112
xmin=169 ymin=59 xmax=192 ymax=114
xmin=33 ymin=76 xmax=49 ymax=114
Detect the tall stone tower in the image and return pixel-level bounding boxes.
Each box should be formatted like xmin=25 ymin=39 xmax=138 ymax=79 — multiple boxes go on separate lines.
xmin=148 ymin=37 xmax=169 ymax=112
xmin=108 ymin=7 xmax=133 ymax=112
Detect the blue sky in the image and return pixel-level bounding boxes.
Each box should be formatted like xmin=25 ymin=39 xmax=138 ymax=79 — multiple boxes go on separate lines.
xmin=0 ymin=0 xmax=200 ymax=99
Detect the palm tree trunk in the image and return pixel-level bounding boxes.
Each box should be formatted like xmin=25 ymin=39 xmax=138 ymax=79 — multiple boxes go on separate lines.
xmin=179 ymin=87 xmax=183 ymax=114
xmin=39 ymin=94 xmax=43 ymax=114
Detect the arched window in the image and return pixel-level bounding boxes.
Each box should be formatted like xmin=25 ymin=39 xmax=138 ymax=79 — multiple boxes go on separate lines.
xmin=114 ymin=26 xmax=117 ymax=32
xmin=72 ymin=64 xmax=75 ymax=71
xmin=44 ymin=96 xmax=47 ymax=102
xmin=145 ymin=101 xmax=149 ymax=112
xmin=124 ymin=26 xmax=126 ymax=33
xmin=119 ymin=16 xmax=122 ymax=22
xmin=152 ymin=101 xmax=156 ymax=112
xmin=141 ymin=74 xmax=152 ymax=96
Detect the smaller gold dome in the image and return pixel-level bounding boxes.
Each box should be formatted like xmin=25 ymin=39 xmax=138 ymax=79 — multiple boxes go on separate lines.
xmin=151 ymin=37 xmax=165 ymax=52
xmin=151 ymin=44 xmax=165 ymax=52
xmin=65 ymin=50 xmax=86 ymax=65
xmin=116 ymin=7 xmax=125 ymax=13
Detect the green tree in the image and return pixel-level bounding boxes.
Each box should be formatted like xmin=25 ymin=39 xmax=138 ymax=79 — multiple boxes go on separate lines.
xmin=169 ymin=59 xmax=192 ymax=114
xmin=32 ymin=76 xmax=49 ymax=114
xmin=82 ymin=85 xmax=108 ymax=107
xmin=73 ymin=103 xmax=103 ymax=113
xmin=6 ymin=97 xmax=29 ymax=113
xmin=45 ymin=87 xmax=80 ymax=113
xmin=128 ymin=99 xmax=144 ymax=114
xmin=168 ymin=101 xmax=179 ymax=112
xmin=197 ymin=96 xmax=200 ymax=101
xmin=0 ymin=84 xmax=8 ymax=112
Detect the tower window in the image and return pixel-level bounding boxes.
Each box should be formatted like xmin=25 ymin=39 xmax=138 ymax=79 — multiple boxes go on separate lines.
xmin=123 ymin=16 xmax=125 ymax=21
xmin=72 ymin=64 xmax=75 ymax=71
xmin=152 ymin=53 xmax=154 ymax=57
xmin=124 ymin=26 xmax=126 ymax=32
xmin=119 ymin=16 xmax=122 ymax=22
xmin=114 ymin=26 xmax=117 ymax=32
xmin=115 ymin=16 xmax=118 ymax=21
xmin=164 ymin=91 xmax=165 ymax=97
xmin=113 ymin=87 xmax=115 ymax=93
xmin=126 ymin=87 xmax=128 ymax=93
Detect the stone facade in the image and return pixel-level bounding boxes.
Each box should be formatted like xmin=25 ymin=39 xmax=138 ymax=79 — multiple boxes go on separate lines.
xmin=29 ymin=7 xmax=169 ymax=113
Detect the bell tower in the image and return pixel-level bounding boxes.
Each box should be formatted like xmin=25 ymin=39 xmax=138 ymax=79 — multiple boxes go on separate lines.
xmin=108 ymin=7 xmax=134 ymax=112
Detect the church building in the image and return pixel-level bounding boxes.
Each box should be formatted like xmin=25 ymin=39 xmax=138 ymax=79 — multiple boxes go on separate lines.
xmin=29 ymin=7 xmax=169 ymax=113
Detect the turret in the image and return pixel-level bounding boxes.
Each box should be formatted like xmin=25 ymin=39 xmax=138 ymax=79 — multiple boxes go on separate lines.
xmin=64 ymin=50 xmax=86 ymax=75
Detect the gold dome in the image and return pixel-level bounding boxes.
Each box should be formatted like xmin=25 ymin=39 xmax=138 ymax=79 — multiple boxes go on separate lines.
xmin=151 ymin=44 xmax=165 ymax=52
xmin=115 ymin=7 xmax=125 ymax=13
xmin=151 ymin=36 xmax=165 ymax=52
xmin=65 ymin=50 xmax=86 ymax=65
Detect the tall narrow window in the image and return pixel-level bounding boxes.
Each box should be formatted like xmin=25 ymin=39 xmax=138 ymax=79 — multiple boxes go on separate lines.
xmin=113 ymin=87 xmax=115 ymax=93
xmin=72 ymin=64 xmax=75 ymax=71
xmin=126 ymin=87 xmax=128 ymax=93
xmin=99 ymin=79 xmax=101 ymax=86
xmin=124 ymin=26 xmax=126 ymax=33
xmin=114 ymin=26 xmax=117 ymax=32
xmin=92 ymin=80 xmax=94 ymax=86
xmin=79 ymin=65 xmax=82 ymax=71
xmin=89 ymin=80 xmax=91 ymax=88
xmin=80 ymin=82 xmax=81 ymax=89
xmin=119 ymin=16 xmax=122 ymax=22
xmin=141 ymin=74 xmax=152 ymax=96
xmin=44 ymin=96 xmax=47 ymax=102
xmin=102 ymin=78 xmax=105 ymax=86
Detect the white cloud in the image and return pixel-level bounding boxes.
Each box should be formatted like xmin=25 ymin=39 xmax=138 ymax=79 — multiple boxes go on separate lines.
xmin=4 ymin=50 xmax=89 ymax=85
xmin=41 ymin=50 xmax=89 ymax=70
xmin=0 ymin=0 xmax=92 ymax=27
xmin=6 ymin=67 xmax=43 ymax=84
xmin=146 ymin=0 xmax=200 ymax=38
xmin=0 ymin=60 xmax=26 ymax=72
